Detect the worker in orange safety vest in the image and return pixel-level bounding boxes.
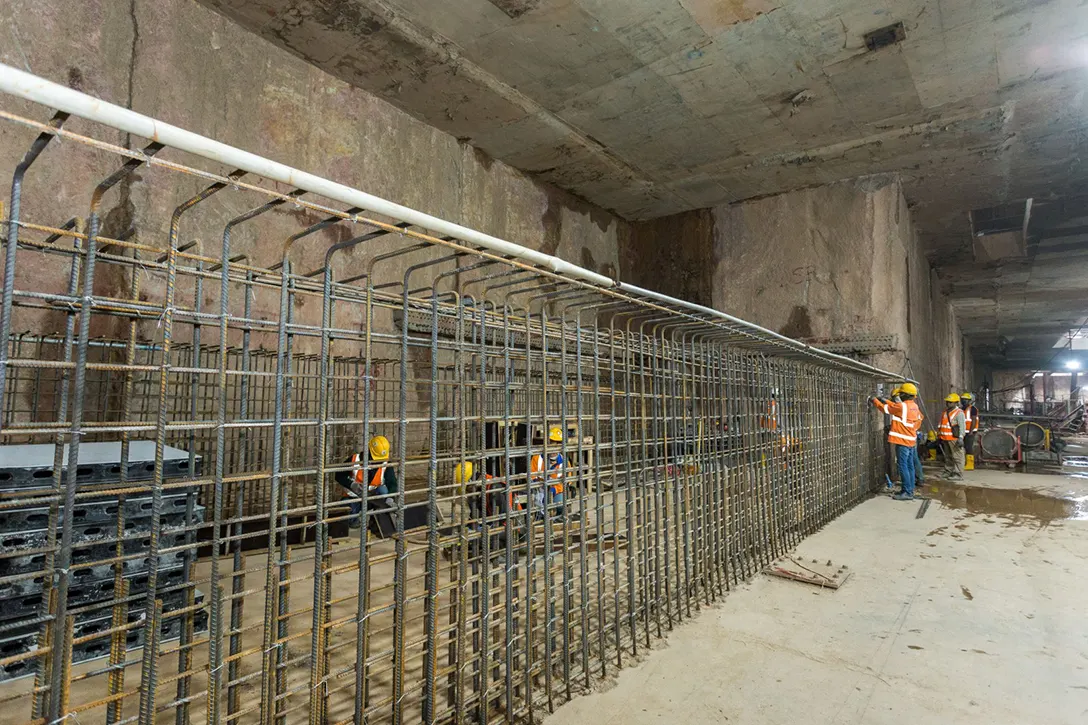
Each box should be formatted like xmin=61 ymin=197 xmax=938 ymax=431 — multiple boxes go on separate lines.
xmin=960 ymin=392 xmax=980 ymax=457
xmin=938 ymin=394 xmax=967 ymax=481
xmin=871 ymin=382 xmax=923 ymax=500
xmin=530 ymin=426 xmax=566 ymax=518
xmin=335 ymin=435 xmax=398 ymax=528
xmin=760 ymin=390 xmax=779 ymax=430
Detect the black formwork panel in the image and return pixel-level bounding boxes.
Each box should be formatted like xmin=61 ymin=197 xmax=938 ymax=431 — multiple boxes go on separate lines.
xmin=0 ymin=528 xmax=192 ymax=576
xmin=0 ymin=492 xmax=195 ymax=530
xmin=0 ymin=550 xmax=191 ymax=599
xmin=0 ymin=566 xmax=191 ymax=622
xmin=0 ymin=505 xmax=204 ymax=553
xmin=0 ymin=441 xmax=200 ymax=492
xmin=0 ymin=588 xmax=208 ymax=682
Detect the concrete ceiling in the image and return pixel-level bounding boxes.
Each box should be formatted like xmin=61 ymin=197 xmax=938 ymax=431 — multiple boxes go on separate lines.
xmin=200 ymin=0 xmax=1088 ymax=368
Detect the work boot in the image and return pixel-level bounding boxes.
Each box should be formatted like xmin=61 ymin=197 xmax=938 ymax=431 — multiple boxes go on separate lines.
xmin=892 ymin=492 xmax=915 ymax=501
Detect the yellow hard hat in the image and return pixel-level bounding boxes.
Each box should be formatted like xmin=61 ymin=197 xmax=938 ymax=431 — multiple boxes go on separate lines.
xmin=548 ymin=426 xmax=563 ymax=443
xmin=368 ymin=435 xmax=390 ymax=461
xmin=891 ymin=387 xmax=901 ymax=397
xmin=454 ymin=461 xmax=473 ymax=484
xmin=900 ymin=382 xmax=918 ymax=396
xmin=961 ymin=392 xmax=973 ymax=401
xmin=944 ymin=393 xmax=960 ymax=404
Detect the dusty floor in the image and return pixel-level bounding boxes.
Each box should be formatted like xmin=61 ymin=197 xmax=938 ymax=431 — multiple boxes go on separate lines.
xmin=546 ymin=467 xmax=1088 ymax=725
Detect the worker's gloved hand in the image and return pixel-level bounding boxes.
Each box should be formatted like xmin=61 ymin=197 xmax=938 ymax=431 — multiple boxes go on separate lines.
xmin=953 ymin=440 xmax=964 ymax=450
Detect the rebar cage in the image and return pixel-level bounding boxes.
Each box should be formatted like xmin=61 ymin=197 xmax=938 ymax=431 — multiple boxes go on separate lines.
xmin=0 ymin=67 xmax=892 ymax=725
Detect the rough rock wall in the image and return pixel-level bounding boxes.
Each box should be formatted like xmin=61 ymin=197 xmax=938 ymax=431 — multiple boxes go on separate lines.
xmin=621 ymin=175 xmax=971 ymax=410
xmin=0 ymin=0 xmax=626 ymax=317
xmin=621 ymin=208 xmax=714 ymax=306
xmin=714 ymin=176 xmax=970 ymax=408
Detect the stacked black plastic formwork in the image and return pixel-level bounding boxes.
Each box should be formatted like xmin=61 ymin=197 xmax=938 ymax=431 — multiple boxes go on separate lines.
xmin=0 ymin=441 xmax=207 ymax=682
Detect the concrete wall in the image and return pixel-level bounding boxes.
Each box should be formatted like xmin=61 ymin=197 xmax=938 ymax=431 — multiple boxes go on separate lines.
xmin=0 ymin=0 xmax=626 ymax=320
xmin=991 ymin=370 xmax=1082 ymax=411
xmin=622 ymin=175 xmax=972 ymax=411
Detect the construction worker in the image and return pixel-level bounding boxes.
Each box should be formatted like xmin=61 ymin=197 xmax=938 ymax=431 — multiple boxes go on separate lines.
xmin=458 ymin=460 xmax=521 ymax=521
xmin=885 ymin=385 xmax=925 ymax=485
xmin=938 ymin=394 xmax=967 ymax=480
xmin=961 ymin=392 xmax=980 ymax=457
xmin=530 ymin=426 xmax=565 ymax=518
xmin=870 ymin=382 xmax=922 ymax=500
xmin=760 ymin=389 xmax=779 ymax=430
xmin=335 ymin=435 xmax=398 ymax=528
xmin=900 ymin=384 xmax=926 ymax=485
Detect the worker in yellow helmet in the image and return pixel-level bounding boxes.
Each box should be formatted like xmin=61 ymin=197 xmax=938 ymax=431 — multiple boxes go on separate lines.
xmin=529 ymin=426 xmax=566 ymax=518
xmin=960 ymin=392 xmax=980 ymax=457
xmin=458 ymin=458 xmax=522 ymax=525
xmin=335 ymin=435 xmax=398 ymax=528
xmin=938 ymin=394 xmax=966 ymax=480
xmin=870 ymin=382 xmax=923 ymax=500
xmin=900 ymin=383 xmax=927 ymax=486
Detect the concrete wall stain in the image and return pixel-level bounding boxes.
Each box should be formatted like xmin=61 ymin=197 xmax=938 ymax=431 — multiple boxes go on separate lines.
xmin=540 ymin=197 xmax=563 ymax=256
xmin=66 ymin=66 xmax=85 ymax=91
xmin=779 ymin=305 xmax=813 ymax=339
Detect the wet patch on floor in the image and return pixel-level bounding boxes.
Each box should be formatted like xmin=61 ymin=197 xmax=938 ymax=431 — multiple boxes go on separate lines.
xmin=921 ymin=481 xmax=1088 ymax=523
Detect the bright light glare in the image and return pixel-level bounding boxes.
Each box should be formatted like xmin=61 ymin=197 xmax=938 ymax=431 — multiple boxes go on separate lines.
xmin=1066 ymin=359 xmax=1081 ymax=370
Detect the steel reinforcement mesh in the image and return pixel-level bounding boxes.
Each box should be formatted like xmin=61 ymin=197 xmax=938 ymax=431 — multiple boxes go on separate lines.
xmin=0 ymin=93 xmax=888 ymax=725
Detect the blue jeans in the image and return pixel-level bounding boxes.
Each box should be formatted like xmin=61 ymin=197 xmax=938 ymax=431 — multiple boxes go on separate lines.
xmin=549 ymin=487 xmax=564 ymax=516
xmin=913 ymin=444 xmax=923 ymax=483
xmin=350 ymin=484 xmax=388 ymax=517
xmin=895 ymin=445 xmax=916 ymax=497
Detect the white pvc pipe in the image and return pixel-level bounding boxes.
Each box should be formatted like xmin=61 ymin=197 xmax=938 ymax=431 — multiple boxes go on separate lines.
xmin=0 ymin=63 xmax=613 ymax=288
xmin=0 ymin=63 xmax=903 ymax=380
xmin=619 ymin=282 xmax=910 ymax=381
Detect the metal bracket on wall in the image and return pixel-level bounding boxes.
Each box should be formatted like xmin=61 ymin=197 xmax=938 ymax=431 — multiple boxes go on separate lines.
xmin=803 ymin=334 xmax=899 ymax=356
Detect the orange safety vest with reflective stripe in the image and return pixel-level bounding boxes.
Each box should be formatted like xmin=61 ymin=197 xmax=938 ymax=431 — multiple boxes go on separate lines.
xmin=963 ymin=405 xmax=979 ymax=432
xmin=938 ymin=408 xmax=966 ymax=441
xmin=872 ymin=398 xmax=917 ymax=447
xmin=351 ymin=454 xmax=386 ymax=489
xmin=760 ymin=400 xmax=778 ymax=430
xmin=905 ymin=399 xmax=924 ymax=436
xmin=530 ymin=453 xmax=564 ymax=494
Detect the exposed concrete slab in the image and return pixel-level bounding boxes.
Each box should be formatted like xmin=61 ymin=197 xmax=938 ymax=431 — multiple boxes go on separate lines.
xmin=194 ymin=0 xmax=1088 ymax=369
xmin=678 ymin=0 xmax=781 ymax=35
xmin=546 ymin=470 xmax=1088 ymax=725
xmin=578 ymin=0 xmax=709 ymax=66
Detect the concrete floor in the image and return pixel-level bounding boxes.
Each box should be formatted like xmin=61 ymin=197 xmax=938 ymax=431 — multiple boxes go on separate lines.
xmin=547 ymin=468 xmax=1088 ymax=725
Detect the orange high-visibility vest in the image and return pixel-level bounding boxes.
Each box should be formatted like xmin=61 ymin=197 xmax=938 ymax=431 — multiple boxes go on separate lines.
xmin=760 ymin=400 xmax=778 ymax=430
xmin=938 ymin=408 xmax=965 ymax=441
xmin=963 ymin=406 xmax=979 ymax=432
xmin=351 ymin=454 xmax=386 ymax=489
xmin=905 ymin=399 xmax=924 ymax=435
xmin=872 ymin=398 xmax=917 ymax=447
xmin=530 ymin=454 xmax=563 ymax=494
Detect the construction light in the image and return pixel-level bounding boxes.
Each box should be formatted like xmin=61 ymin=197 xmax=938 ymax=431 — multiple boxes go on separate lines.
xmin=1066 ymin=359 xmax=1081 ymax=370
